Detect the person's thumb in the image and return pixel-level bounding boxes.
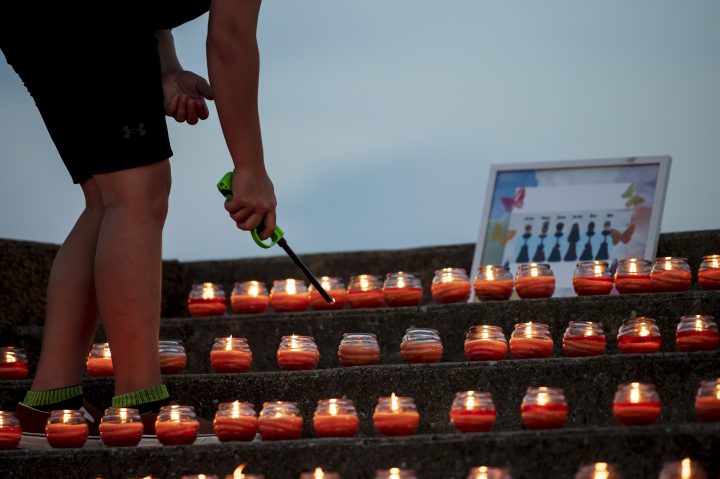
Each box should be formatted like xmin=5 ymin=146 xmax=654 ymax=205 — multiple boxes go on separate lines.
xmin=196 ymin=77 xmax=214 ymax=100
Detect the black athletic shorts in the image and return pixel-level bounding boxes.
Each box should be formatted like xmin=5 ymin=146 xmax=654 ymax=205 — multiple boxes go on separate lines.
xmin=0 ymin=2 xmax=209 ymax=184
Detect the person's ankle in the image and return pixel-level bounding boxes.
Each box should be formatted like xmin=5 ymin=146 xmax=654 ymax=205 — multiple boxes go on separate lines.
xmin=112 ymin=384 xmax=171 ymax=414
xmin=23 ymin=385 xmax=84 ymax=412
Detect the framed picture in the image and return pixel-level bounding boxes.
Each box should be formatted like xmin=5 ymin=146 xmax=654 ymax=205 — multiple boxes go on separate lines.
xmin=470 ymin=156 xmax=672 ymax=298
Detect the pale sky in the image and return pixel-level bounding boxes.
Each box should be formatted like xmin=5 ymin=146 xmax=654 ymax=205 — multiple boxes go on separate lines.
xmin=1 ymin=1 xmax=719 ymax=260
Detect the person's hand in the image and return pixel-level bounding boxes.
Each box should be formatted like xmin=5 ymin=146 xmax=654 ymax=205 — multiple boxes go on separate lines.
xmin=224 ymin=166 xmax=277 ymax=240
xmin=162 ymin=70 xmax=214 ymax=125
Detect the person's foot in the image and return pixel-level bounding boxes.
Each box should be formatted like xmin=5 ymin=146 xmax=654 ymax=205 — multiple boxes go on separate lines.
xmin=14 ymin=400 xmax=103 ymax=449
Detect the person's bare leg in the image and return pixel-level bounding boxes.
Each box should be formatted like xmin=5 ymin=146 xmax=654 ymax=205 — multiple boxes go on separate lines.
xmin=93 ymin=160 xmax=171 ymax=395
xmin=31 ymin=179 xmax=105 ymax=391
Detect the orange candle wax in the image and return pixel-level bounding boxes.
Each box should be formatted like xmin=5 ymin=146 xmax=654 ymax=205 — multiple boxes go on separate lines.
xmin=449 ymin=409 xmax=496 ymax=433
xmin=509 ymin=337 xmax=553 ymax=359
xmin=156 ymin=421 xmax=199 ymax=446
xmin=159 ymin=355 xmax=187 ymax=375
xmin=676 ymin=331 xmax=720 ymax=352
xmin=214 ymin=415 xmax=257 ymax=442
xmin=515 ymin=276 xmax=555 ymax=299
xmin=431 ymin=281 xmax=471 ymax=304
xmin=99 ymin=422 xmax=144 ymax=447
xmin=277 ymin=349 xmax=320 ymax=371
xmin=372 ymin=411 xmax=420 ymax=436
xmin=86 ymin=357 xmax=114 ymax=377
xmin=313 ymin=414 xmax=359 ymax=437
xmin=46 ymin=423 xmax=89 ymax=448
xmin=0 ymin=361 xmax=29 ymax=380
xmin=231 ymin=295 xmax=269 ymax=314
xmin=695 ymin=396 xmax=720 ymax=422
xmin=474 ymin=280 xmax=514 ymax=301
xmin=347 ymin=290 xmax=384 ymax=309
xmin=614 ymin=275 xmax=652 ymax=294
xmin=211 ymin=350 xmax=253 ymax=373
xmin=400 ymin=342 xmax=443 ymax=364
xmin=310 ymin=289 xmax=346 ymax=310
xmin=562 ymin=336 xmax=606 ymax=357
xmin=573 ymin=276 xmax=613 ymax=296
xmin=651 ymin=269 xmax=692 ymax=293
xmin=257 ymin=415 xmax=303 ymax=440
xmin=383 ymin=288 xmax=423 ymax=308
xmin=188 ymin=298 xmax=227 ymax=317
xmin=699 ymin=268 xmax=720 ymax=291
xmin=612 ymin=402 xmax=661 ymax=426
xmin=338 ymin=342 xmax=380 ymax=367
xmin=0 ymin=427 xmax=21 ymax=450
xmin=617 ymin=336 xmax=661 ymax=354
xmin=521 ymin=404 xmax=568 ymax=429
xmin=464 ymin=339 xmax=507 ymax=361
xmin=270 ymin=292 xmax=310 ymax=313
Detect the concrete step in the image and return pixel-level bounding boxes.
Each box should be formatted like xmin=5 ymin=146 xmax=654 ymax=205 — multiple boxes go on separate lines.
xmin=1 ymin=424 xmax=718 ymax=479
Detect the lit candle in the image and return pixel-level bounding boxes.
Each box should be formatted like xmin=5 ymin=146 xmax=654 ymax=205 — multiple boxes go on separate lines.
xmin=86 ymin=343 xmax=114 ymax=377
xmin=695 ymin=379 xmax=720 ymax=423
xmin=400 ymin=328 xmax=443 ymax=364
xmin=213 ymin=401 xmax=257 ymax=442
xmin=509 ymin=322 xmax=554 ymax=359
xmin=658 ymin=458 xmax=708 ymax=479
xmin=473 ymin=265 xmax=514 ymax=301
xmin=231 ymin=281 xmax=270 ymax=314
xmin=347 ymin=274 xmax=385 ymax=309
xmin=211 ymin=336 xmax=253 ymax=373
xmin=449 ymin=391 xmax=496 ymax=433
xmin=431 ymin=268 xmax=471 ymax=304
xmin=574 ymin=463 xmax=622 ymax=479
xmin=698 ymin=255 xmax=720 ymax=291
xmin=0 ymin=347 xmax=30 ymax=380
xmin=99 ymin=407 xmax=144 ymax=447
xmin=616 ymin=317 xmax=662 ymax=354
xmin=188 ymin=282 xmax=228 ymax=317
xmin=310 ymin=276 xmax=347 ymax=311
xmin=257 ymin=401 xmax=303 ymax=440
xmin=515 ymin=263 xmax=555 ymax=299
xmin=270 ymin=279 xmax=311 ymax=313
xmin=338 ymin=333 xmax=381 ymax=367
xmin=675 ymin=315 xmax=719 ymax=352
xmin=651 ymin=257 xmax=692 ymax=293
xmin=383 ymin=272 xmax=423 ymax=307
xmin=159 ymin=340 xmax=187 ymax=374
xmin=612 ymin=382 xmax=661 ymax=426
xmin=464 ymin=325 xmax=508 ymax=361
xmin=155 ymin=405 xmax=200 ymax=446
xmin=224 ymin=464 xmax=265 ymax=479
xmin=374 ymin=468 xmax=417 ymax=479
xmin=562 ymin=321 xmax=606 ymax=357
xmin=465 ymin=466 xmax=512 ymax=479
xmin=373 ymin=393 xmax=420 ymax=436
xmin=0 ymin=411 xmax=22 ymax=450
xmin=299 ymin=468 xmax=341 ymax=479
xmin=573 ymin=261 xmax=613 ymax=296
xmin=313 ymin=398 xmax=359 ymax=438
xmin=614 ymin=258 xmax=653 ymax=294
xmin=45 ymin=410 xmax=89 ymax=448
xmin=520 ymin=387 xmax=568 ymax=430
xmin=277 ymin=335 xmax=320 ymax=371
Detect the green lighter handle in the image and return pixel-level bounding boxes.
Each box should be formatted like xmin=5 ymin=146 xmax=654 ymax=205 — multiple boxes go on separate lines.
xmin=217 ymin=172 xmax=284 ymax=249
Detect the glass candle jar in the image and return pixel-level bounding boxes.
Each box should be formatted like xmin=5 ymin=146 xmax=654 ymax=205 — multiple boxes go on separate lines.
xmin=574 ymin=463 xmax=621 ymax=479
xmin=155 ymin=405 xmax=200 ymax=446
xmin=226 ymin=465 xmax=265 ymax=479
xmin=373 ymin=394 xmax=420 ymax=436
xmin=400 ymin=328 xmax=443 ymax=364
xmin=515 ymin=263 xmax=555 ymax=299
xmin=562 ymin=321 xmax=606 ymax=357
xmin=383 ymin=272 xmax=423 ymax=308
xmin=617 ymin=317 xmax=662 ymax=354
xmin=277 ymin=335 xmax=320 ymax=371
xmin=159 ymin=340 xmax=187 ymax=374
xmin=188 ymin=282 xmax=227 ymax=317
xmin=474 ymin=265 xmax=514 ymax=301
xmin=99 ymin=407 xmax=143 ymax=447
xmin=573 ymin=261 xmax=613 ymax=296
xmin=676 ymin=315 xmax=719 ymax=352
xmin=313 ymin=398 xmax=359 ymax=437
xmin=211 ymin=336 xmax=253 ymax=373
xmin=270 ymin=279 xmax=310 ymax=313
xmin=257 ymin=401 xmax=303 ymax=440
xmin=698 ymin=255 xmax=720 ymax=291
xmin=46 ymin=410 xmax=88 ymax=448
xmin=466 ymin=467 xmax=512 ymax=479
xmin=520 ymin=387 xmax=568 ymax=430
xmin=213 ymin=401 xmax=257 ymax=442
xmin=510 ymin=323 xmax=554 ymax=359
xmin=338 ymin=333 xmax=381 ymax=367
xmin=614 ymin=258 xmax=653 ymax=294
xmin=346 ymin=274 xmax=384 ymax=309
xmin=0 ymin=346 xmax=29 ymax=380
xmin=464 ymin=325 xmax=508 ymax=361
xmin=230 ymin=281 xmax=269 ymax=314
xmin=651 ymin=257 xmax=692 ymax=293
xmin=695 ymin=379 xmax=720 ymax=422
xmin=431 ymin=268 xmax=471 ymax=304
xmin=449 ymin=391 xmax=496 ymax=433
xmin=0 ymin=411 xmax=22 ymax=450
xmin=374 ymin=469 xmax=417 ymax=479
xmin=299 ymin=469 xmax=340 ymax=479
xmin=310 ymin=276 xmax=347 ymax=311
xmin=658 ymin=459 xmax=707 ymax=479
xmin=86 ymin=342 xmax=114 ymax=377
xmin=612 ymin=382 xmax=661 ymax=426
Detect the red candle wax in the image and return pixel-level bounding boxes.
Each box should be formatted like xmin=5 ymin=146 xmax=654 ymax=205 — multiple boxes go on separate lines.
xmin=310 ymin=289 xmax=346 ymax=310
xmin=188 ymin=298 xmax=227 ymax=317
xmin=346 ymin=290 xmax=384 ymax=309
xmin=156 ymin=420 xmax=199 ymax=446
xmin=99 ymin=422 xmax=144 ymax=447
xmin=520 ymin=404 xmax=568 ymax=430
xmin=464 ymin=339 xmax=507 ymax=361
xmin=46 ymin=423 xmax=89 ymax=448
xmin=515 ymin=276 xmax=555 ymax=299
xmin=509 ymin=337 xmax=554 ymax=359
xmin=0 ymin=428 xmax=21 ymax=450
xmin=695 ymin=396 xmax=720 ymax=422
xmin=617 ymin=336 xmax=662 ymax=354
xmin=651 ymin=269 xmax=692 ymax=293
xmin=211 ymin=350 xmax=253 ymax=373
xmin=400 ymin=342 xmax=443 ymax=364
xmin=338 ymin=343 xmax=380 ymax=366
xmin=270 ymin=292 xmax=310 ymax=313
xmin=86 ymin=357 xmax=114 ymax=377
xmin=699 ymin=268 xmax=720 ymax=291
xmin=431 ymin=281 xmax=470 ymax=304
xmin=449 ymin=409 xmax=496 ymax=433
xmin=474 ymin=280 xmax=514 ymax=301
xmin=676 ymin=331 xmax=720 ymax=352
xmin=573 ymin=276 xmax=613 ymax=296
xmin=214 ymin=415 xmax=258 ymax=442
xmin=257 ymin=415 xmax=303 ymax=440
xmin=0 ymin=361 xmax=30 ymax=380
xmin=159 ymin=355 xmax=187 ymax=375
xmin=562 ymin=336 xmax=606 ymax=357
xmin=231 ymin=295 xmax=269 ymax=314
xmin=612 ymin=402 xmax=661 ymax=426
xmin=277 ymin=349 xmax=320 ymax=371
xmin=383 ymin=288 xmax=423 ymax=308
xmin=372 ymin=411 xmax=420 ymax=436
xmin=614 ymin=275 xmax=652 ymax=294
xmin=313 ymin=414 xmax=359 ymax=437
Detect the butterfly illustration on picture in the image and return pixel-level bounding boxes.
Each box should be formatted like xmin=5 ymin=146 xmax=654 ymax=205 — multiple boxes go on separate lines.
xmin=491 ymin=223 xmax=517 ymax=245
xmin=621 ymin=183 xmax=645 ymax=208
xmin=502 ymin=187 xmax=525 ymax=212
xmin=610 ymin=223 xmax=635 ymax=245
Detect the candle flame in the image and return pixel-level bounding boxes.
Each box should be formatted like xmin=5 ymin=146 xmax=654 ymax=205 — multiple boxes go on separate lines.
xmin=328 ymin=399 xmax=338 ymax=416
xmin=465 ymin=392 xmax=476 ymax=410
xmin=103 ymin=345 xmax=111 ymax=358
xmin=233 ymin=464 xmax=246 ymax=479
xmin=592 ymin=463 xmax=609 ymax=479
xmin=629 ymin=260 xmax=638 ymax=274
xmin=248 ymin=282 xmax=259 ymax=297
xmin=4 ymin=352 xmax=16 ymax=363
xmin=694 ymin=316 xmax=704 ymax=331
xmin=639 ymin=325 xmax=649 ymax=337
xmin=201 ymin=282 xmax=215 ymax=300
xmin=474 ymin=467 xmax=489 ymax=479
xmin=198 ymin=475 xmax=206 ymax=479
xmin=681 ymin=458 xmax=691 ymax=479
xmin=525 ymin=322 xmax=533 ymax=337
xmin=486 ymin=266 xmax=495 ymax=281
xmin=630 ymin=382 xmax=640 ymax=404
xmin=481 ymin=329 xmax=489 ymax=340
xmin=711 ymin=258 xmax=719 ymax=269
xmin=286 ymin=279 xmax=297 ymax=295
xmin=530 ymin=265 xmax=539 ymax=278
xmin=390 ymin=393 xmax=399 ymax=412
xmin=170 ymin=407 xmax=180 ymax=422
xmin=397 ymin=276 xmax=406 ymax=288
xmin=441 ymin=273 xmax=453 ymax=283
xmin=226 ymin=335 xmax=233 ymax=351
xmin=594 ymin=264 xmax=603 ymax=276
xmin=314 ymin=468 xmax=325 ymax=479
xmin=290 ymin=335 xmax=299 ymax=350
xmin=360 ymin=276 xmax=370 ymax=291
xmin=62 ymin=411 xmax=72 ymax=423
xmin=664 ymin=259 xmax=672 ymax=271
xmin=321 ymin=277 xmax=332 ymax=291
xmin=389 ymin=468 xmax=401 ymax=479
xmin=232 ymin=401 xmax=241 ymax=419
xmin=715 ymin=384 xmax=720 ymax=401
xmin=537 ymin=391 xmax=550 ymax=407
xmin=119 ymin=409 xmax=128 ymax=423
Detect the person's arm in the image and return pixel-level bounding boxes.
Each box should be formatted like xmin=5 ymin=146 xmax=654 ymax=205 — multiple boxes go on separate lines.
xmin=207 ymin=0 xmax=276 ymax=239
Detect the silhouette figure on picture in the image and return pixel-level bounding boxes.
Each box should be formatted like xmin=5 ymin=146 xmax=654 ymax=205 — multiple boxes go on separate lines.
xmin=579 ymin=221 xmax=596 ymax=261
xmin=515 ymin=224 xmax=532 ymax=263
xmin=595 ymin=221 xmax=611 ymax=261
xmin=532 ymin=221 xmax=550 ymax=262
xmin=548 ymin=222 xmax=565 ymax=262
xmin=564 ymin=223 xmax=580 ymax=262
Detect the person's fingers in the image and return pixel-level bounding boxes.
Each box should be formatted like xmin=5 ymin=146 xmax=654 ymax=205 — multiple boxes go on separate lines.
xmin=197 ymin=77 xmax=214 ymax=100
xmin=186 ymin=102 xmax=199 ymax=125
xmin=231 ymin=208 xmax=252 ymax=225
xmin=175 ymin=96 xmax=188 ymax=123
xmin=196 ymin=100 xmax=210 ymax=120
xmin=239 ymin=212 xmax=264 ymax=232
xmin=166 ymin=94 xmax=180 ymax=117
xmin=259 ymin=210 xmax=276 ymax=240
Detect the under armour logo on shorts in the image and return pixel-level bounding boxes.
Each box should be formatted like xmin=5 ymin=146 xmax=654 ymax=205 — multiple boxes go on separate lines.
xmin=122 ymin=123 xmax=147 ymax=139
